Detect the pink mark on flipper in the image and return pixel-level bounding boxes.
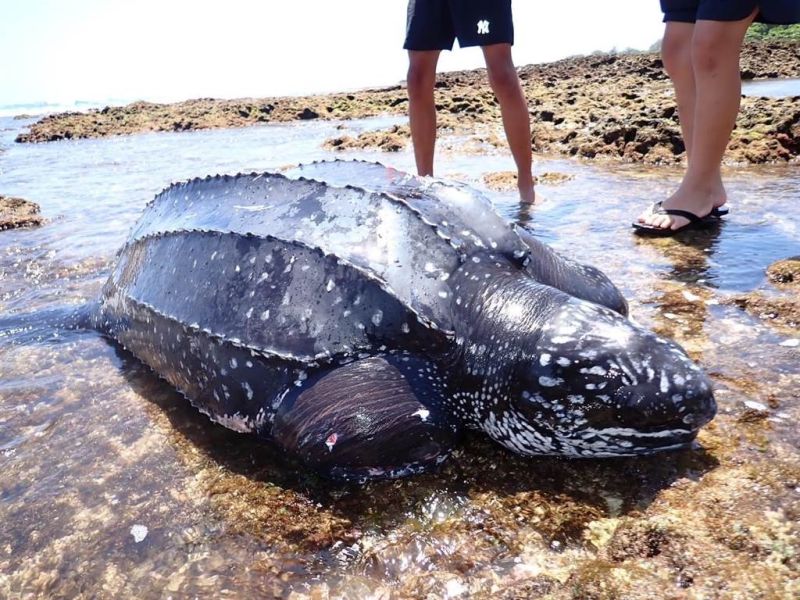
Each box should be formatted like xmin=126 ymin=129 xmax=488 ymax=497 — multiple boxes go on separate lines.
xmin=325 ymin=433 xmax=338 ymax=452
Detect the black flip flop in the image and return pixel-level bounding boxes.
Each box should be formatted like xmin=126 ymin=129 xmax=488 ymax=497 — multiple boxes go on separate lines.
xmin=632 ymin=201 xmax=726 ymax=236
xmin=710 ymin=206 xmax=729 ymax=217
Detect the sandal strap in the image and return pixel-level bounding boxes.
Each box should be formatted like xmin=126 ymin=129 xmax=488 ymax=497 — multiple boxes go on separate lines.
xmin=652 ymin=204 xmax=705 ymax=224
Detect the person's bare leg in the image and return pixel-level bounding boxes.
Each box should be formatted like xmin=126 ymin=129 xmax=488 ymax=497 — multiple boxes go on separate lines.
xmin=482 ymin=43 xmax=535 ymax=204
xmin=641 ymin=12 xmax=756 ymax=230
xmin=407 ymin=50 xmax=441 ymax=177
xmin=662 ymin=22 xmax=698 ymax=161
xmin=638 ymin=21 xmax=707 ymax=223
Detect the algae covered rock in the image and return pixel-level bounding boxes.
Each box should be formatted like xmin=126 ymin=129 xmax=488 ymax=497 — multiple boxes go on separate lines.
xmin=0 ymin=195 xmax=44 ymax=230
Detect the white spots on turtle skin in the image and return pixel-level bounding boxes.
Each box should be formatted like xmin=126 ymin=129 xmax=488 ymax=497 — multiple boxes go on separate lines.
xmin=539 ymin=353 xmax=551 ymax=366
xmin=258 ymin=272 xmax=269 ymax=283
xmin=438 ymin=291 xmax=449 ymax=299
xmin=235 ymin=264 xmax=241 ymax=273
xmin=325 ymin=433 xmax=338 ymax=452
xmin=260 ymin=310 xmax=270 ymax=321
xmin=371 ymin=310 xmax=383 ymax=326
xmin=660 ymin=371 xmax=670 ymax=394
xmin=210 ymin=251 xmax=217 ymax=260
xmin=539 ymin=376 xmax=563 ymax=387
xmin=550 ymin=336 xmax=574 ymax=345
xmin=245 ymin=307 xmax=254 ymax=319
xmin=246 ymin=360 xmax=254 ymax=368
xmin=242 ymin=381 xmax=254 ymax=400
xmin=401 ymin=322 xmax=410 ymax=334
xmin=557 ymin=325 xmax=578 ymax=336
xmin=556 ymin=357 xmax=571 ymax=367
xmin=412 ymin=408 xmax=430 ymax=421
xmin=229 ymin=358 xmax=238 ymax=369
xmin=215 ymin=412 xmax=255 ymax=433
xmin=580 ymin=365 xmax=607 ymax=377
xmin=294 ymin=370 xmax=308 ymax=387
xmin=424 ymin=262 xmax=436 ymax=273
xmin=326 ymin=279 xmax=336 ymax=292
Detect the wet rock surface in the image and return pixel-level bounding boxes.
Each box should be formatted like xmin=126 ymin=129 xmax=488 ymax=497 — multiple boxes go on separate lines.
xmin=323 ymin=124 xmax=409 ymax=153
xmin=729 ymin=258 xmax=800 ymax=338
xmin=16 ymin=43 xmax=800 ymax=165
xmin=0 ymin=195 xmax=43 ymax=230
xmin=768 ymin=257 xmax=800 ymax=287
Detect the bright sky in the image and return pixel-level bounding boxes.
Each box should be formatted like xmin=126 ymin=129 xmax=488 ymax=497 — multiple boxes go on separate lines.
xmin=0 ymin=0 xmax=665 ymax=106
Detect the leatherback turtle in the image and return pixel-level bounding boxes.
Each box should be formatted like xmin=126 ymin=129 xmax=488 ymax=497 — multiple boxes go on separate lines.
xmin=20 ymin=160 xmax=716 ymax=481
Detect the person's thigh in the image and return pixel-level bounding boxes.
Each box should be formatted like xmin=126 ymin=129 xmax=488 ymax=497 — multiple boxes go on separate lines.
xmin=450 ymin=0 xmax=513 ymax=48
xmin=404 ymin=0 xmax=456 ymax=51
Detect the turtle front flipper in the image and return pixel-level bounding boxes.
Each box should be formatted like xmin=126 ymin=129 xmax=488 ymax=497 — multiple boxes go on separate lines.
xmin=273 ymin=354 xmax=459 ymax=482
xmin=515 ymin=226 xmax=629 ymax=316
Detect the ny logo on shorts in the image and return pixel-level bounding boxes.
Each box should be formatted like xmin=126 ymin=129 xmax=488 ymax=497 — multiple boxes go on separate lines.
xmin=477 ymin=19 xmax=490 ymax=34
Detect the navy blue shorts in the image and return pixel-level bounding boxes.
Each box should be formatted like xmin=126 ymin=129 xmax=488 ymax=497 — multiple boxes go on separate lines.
xmin=403 ymin=0 xmax=514 ymax=51
xmin=661 ymin=0 xmax=800 ymax=24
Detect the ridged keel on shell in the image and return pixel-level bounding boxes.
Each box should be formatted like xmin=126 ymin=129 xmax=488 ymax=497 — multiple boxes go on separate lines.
xmin=99 ymin=227 xmax=451 ymax=436
xmin=126 ymin=173 xmax=465 ymax=332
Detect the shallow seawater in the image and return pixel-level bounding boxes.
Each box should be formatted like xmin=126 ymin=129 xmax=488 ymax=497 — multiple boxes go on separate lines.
xmin=741 ymin=76 xmax=800 ymax=97
xmin=1 ymin=115 xmax=798 ymax=598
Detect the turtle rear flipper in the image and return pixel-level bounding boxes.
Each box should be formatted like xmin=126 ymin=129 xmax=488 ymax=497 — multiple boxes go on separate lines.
xmin=273 ymin=354 xmax=459 ymax=482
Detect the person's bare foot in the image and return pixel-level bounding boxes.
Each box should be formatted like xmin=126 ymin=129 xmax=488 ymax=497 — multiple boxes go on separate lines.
xmin=518 ymin=175 xmax=536 ymax=204
xmin=637 ymin=178 xmax=727 ymax=231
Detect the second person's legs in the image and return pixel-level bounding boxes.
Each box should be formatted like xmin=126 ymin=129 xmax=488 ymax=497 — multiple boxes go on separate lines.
xmin=639 ymin=10 xmax=756 ymax=231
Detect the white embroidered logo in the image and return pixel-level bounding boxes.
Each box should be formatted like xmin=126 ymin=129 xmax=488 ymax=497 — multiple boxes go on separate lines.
xmin=477 ymin=19 xmax=490 ymax=34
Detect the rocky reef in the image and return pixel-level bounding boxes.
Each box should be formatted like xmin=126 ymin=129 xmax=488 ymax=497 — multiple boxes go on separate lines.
xmin=15 ymin=43 xmax=800 ymax=165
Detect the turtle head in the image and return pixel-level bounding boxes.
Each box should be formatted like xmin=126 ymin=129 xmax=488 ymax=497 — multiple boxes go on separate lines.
xmin=506 ymin=296 xmax=716 ymax=457
xmin=448 ymin=257 xmax=715 ymax=458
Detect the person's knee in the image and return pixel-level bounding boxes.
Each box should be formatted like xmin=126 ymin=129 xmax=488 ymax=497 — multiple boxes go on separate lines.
xmin=406 ymin=63 xmax=435 ymax=100
xmin=691 ymin=30 xmax=726 ymax=74
xmin=487 ymin=63 xmax=519 ymax=97
xmin=661 ymin=34 xmax=691 ymax=79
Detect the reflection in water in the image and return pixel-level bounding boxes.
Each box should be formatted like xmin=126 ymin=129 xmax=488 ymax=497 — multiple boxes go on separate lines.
xmin=1 ymin=115 xmax=799 ymax=597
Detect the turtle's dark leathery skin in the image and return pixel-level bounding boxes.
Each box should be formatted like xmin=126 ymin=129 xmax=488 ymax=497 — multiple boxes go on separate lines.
xmin=96 ymin=161 xmax=716 ymax=480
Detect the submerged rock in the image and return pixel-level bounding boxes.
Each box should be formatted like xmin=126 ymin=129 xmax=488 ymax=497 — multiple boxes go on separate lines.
xmin=730 ymin=257 xmax=800 ymax=335
xmin=0 ymin=195 xmax=43 ymax=230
